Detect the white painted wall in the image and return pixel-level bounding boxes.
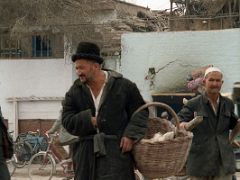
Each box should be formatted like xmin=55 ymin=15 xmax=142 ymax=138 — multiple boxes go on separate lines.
xmin=0 ymin=59 xmax=73 ymax=132
xmin=1 ymin=29 xmax=239 ymax=133
xmin=120 ymin=29 xmax=240 ymax=101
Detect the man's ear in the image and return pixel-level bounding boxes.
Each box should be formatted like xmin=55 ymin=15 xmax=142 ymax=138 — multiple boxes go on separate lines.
xmin=93 ymin=62 xmax=100 ymax=69
xmin=202 ymin=78 xmax=206 ymax=85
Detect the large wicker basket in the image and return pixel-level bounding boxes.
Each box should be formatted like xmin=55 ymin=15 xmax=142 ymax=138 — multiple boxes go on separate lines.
xmin=133 ymin=102 xmax=193 ymax=179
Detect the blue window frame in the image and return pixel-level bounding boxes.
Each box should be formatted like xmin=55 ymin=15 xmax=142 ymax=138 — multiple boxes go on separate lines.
xmin=32 ymin=35 xmax=52 ymax=57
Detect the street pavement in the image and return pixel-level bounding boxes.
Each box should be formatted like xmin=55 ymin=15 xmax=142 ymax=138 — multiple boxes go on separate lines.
xmin=10 ymin=166 xmax=240 ymax=180
xmin=11 ymin=164 xmax=66 ymax=180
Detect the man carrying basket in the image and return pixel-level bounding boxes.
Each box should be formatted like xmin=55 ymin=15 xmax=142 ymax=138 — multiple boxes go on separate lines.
xmin=62 ymin=42 xmax=149 ymax=180
xmin=178 ymin=66 xmax=240 ymax=180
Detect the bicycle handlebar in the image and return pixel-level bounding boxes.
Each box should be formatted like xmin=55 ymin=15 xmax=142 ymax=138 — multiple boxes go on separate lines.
xmin=28 ymin=131 xmax=38 ymax=135
xmin=45 ymin=132 xmax=58 ymax=137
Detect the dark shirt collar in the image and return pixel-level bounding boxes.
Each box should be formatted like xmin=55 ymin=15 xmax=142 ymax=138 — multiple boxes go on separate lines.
xmin=202 ymin=92 xmax=221 ymax=104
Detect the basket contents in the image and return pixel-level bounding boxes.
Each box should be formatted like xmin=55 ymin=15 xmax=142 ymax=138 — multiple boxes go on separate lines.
xmin=141 ymin=131 xmax=175 ymax=143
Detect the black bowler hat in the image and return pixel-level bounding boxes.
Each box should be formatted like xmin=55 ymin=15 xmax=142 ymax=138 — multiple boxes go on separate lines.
xmin=71 ymin=42 xmax=103 ymax=64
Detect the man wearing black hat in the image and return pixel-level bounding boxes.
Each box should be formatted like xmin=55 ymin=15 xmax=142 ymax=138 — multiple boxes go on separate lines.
xmin=62 ymin=42 xmax=148 ymax=180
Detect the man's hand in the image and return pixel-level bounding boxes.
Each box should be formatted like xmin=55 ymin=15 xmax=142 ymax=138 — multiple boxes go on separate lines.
xmin=232 ymin=140 xmax=240 ymax=148
xmin=45 ymin=131 xmax=50 ymax=138
xmin=91 ymin=117 xmax=97 ymax=127
xmin=120 ymin=137 xmax=134 ymax=153
xmin=179 ymin=122 xmax=188 ymax=130
xmin=229 ymin=119 xmax=240 ymax=143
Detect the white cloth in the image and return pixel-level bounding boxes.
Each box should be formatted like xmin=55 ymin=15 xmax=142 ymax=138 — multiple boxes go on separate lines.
xmin=89 ymin=71 xmax=108 ymax=117
xmin=204 ymin=67 xmax=222 ymax=78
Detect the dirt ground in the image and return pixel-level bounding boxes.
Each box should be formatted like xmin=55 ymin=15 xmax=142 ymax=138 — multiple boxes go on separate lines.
xmin=10 ymin=166 xmax=240 ymax=180
xmin=11 ymin=164 xmax=67 ymax=180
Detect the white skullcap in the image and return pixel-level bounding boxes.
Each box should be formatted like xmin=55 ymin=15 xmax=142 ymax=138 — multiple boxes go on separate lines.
xmin=204 ymin=67 xmax=222 ymax=78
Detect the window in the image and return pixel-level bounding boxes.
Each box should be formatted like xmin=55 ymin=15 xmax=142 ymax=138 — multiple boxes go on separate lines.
xmin=0 ymin=32 xmax=63 ymax=59
xmin=0 ymin=36 xmax=23 ymax=58
xmin=32 ymin=35 xmax=52 ymax=57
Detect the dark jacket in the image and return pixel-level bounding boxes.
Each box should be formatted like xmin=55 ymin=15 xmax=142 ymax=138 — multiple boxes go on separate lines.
xmin=178 ymin=93 xmax=238 ymax=176
xmin=0 ymin=106 xmax=7 ymax=147
xmin=62 ymin=70 xmax=148 ymax=180
xmin=0 ymin=106 xmax=11 ymax=180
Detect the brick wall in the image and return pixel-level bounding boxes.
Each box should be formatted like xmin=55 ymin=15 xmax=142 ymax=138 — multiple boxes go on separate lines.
xmin=18 ymin=119 xmax=55 ymax=135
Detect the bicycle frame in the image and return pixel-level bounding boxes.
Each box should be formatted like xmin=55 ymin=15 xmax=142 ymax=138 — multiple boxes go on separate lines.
xmin=26 ymin=130 xmax=48 ymax=154
xmin=7 ymin=131 xmax=32 ymax=174
xmin=46 ymin=136 xmax=74 ymax=177
xmin=28 ymin=132 xmax=74 ymax=180
xmin=37 ymin=151 xmax=56 ymax=173
xmin=49 ymin=134 xmax=74 ymax=178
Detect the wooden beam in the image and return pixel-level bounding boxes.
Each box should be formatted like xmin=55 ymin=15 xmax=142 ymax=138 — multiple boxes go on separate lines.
xmin=229 ymin=0 xmax=233 ymax=28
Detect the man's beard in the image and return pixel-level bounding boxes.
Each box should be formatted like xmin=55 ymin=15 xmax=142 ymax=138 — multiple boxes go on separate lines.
xmin=209 ymin=88 xmax=221 ymax=94
xmin=79 ymin=76 xmax=86 ymax=83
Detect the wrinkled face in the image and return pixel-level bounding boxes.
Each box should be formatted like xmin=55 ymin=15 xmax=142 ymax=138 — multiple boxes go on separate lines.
xmin=203 ymin=71 xmax=223 ymax=95
xmin=74 ymin=59 xmax=97 ymax=83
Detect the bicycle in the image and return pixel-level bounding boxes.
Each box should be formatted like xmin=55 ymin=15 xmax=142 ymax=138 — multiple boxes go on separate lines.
xmin=27 ymin=132 xmax=144 ymax=180
xmin=28 ymin=133 xmax=74 ymax=180
xmin=14 ymin=134 xmax=33 ymax=167
xmin=7 ymin=129 xmax=48 ymax=176
xmin=6 ymin=131 xmax=33 ymax=176
xmin=17 ymin=129 xmax=48 ymax=158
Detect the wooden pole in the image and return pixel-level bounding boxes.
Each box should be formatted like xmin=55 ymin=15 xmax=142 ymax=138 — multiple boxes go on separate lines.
xmin=229 ymin=0 xmax=233 ymax=28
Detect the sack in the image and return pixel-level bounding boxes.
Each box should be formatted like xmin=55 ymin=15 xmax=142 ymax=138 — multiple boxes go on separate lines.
xmin=59 ymin=126 xmax=79 ymax=146
xmin=2 ymin=128 xmax=14 ymax=159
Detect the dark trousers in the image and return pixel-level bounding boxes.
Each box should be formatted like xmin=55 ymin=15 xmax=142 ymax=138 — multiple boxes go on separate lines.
xmin=0 ymin=147 xmax=10 ymax=180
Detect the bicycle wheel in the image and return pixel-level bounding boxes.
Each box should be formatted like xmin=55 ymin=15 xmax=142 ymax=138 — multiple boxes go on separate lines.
xmin=15 ymin=141 xmax=32 ymax=167
xmin=6 ymin=155 xmax=17 ymax=176
xmin=28 ymin=152 xmax=54 ymax=180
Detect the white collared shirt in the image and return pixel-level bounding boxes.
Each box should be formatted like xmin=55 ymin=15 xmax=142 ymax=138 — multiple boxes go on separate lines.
xmin=89 ymin=71 xmax=108 ymax=116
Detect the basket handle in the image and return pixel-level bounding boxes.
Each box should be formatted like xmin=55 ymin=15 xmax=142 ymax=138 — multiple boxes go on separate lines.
xmin=133 ymin=102 xmax=180 ymax=130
